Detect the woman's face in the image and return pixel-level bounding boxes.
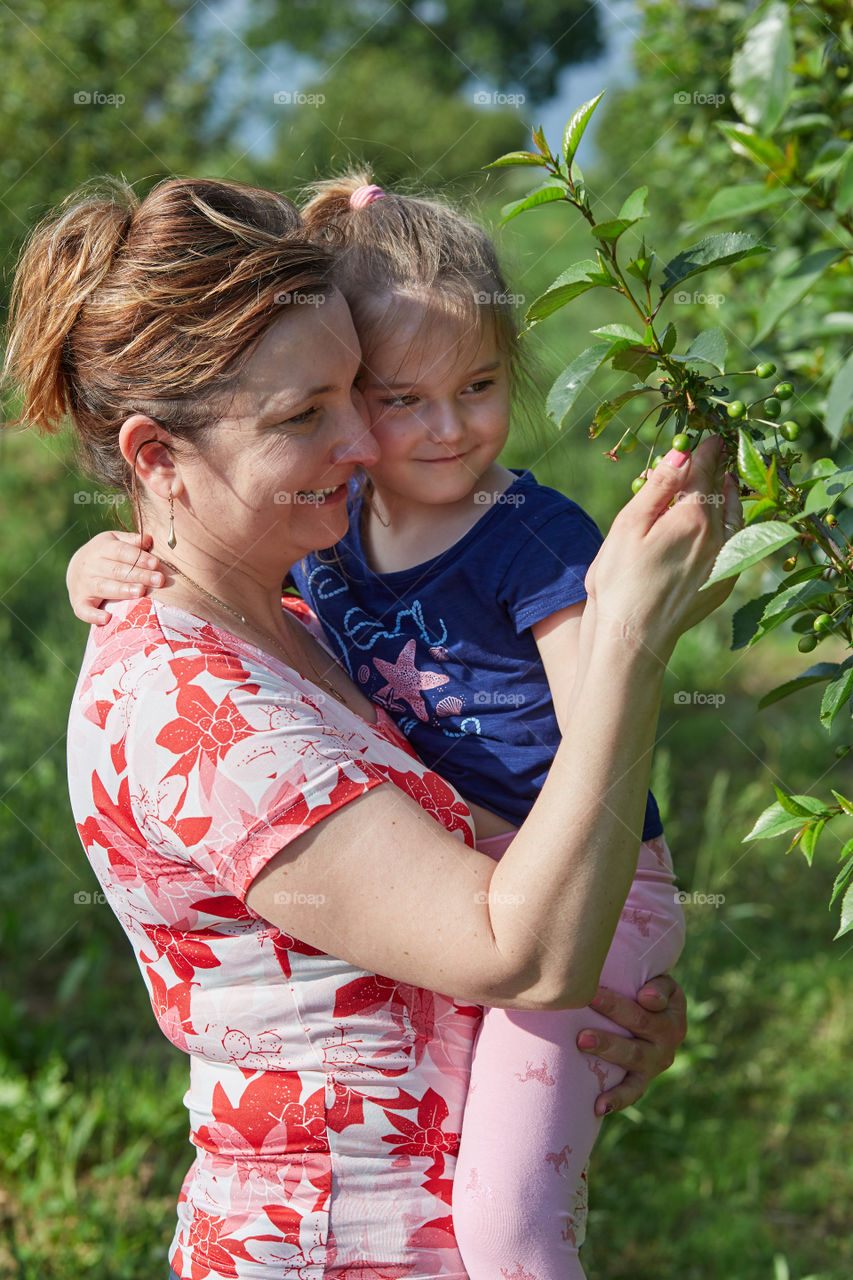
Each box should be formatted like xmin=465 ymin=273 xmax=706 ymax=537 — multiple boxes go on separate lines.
xmin=356 ymin=294 xmax=511 ymax=508
xmin=178 ymin=290 xmax=379 ymax=574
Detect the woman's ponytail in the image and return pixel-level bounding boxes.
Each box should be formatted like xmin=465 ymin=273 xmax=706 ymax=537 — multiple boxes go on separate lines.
xmin=3 ymin=179 xmax=137 ymax=435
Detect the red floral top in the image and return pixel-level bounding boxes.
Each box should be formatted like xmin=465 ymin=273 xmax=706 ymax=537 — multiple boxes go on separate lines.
xmin=67 ymin=596 xmax=482 ymax=1279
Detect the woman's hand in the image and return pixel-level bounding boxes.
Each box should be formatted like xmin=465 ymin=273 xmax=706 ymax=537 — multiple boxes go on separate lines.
xmin=66 ymin=530 xmax=164 ymax=624
xmin=583 ymin=436 xmax=742 ymax=664
xmin=578 ymin=975 xmax=687 ymax=1116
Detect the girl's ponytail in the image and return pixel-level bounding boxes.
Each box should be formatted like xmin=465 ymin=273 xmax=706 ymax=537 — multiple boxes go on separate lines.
xmin=3 ymin=179 xmax=137 ymax=435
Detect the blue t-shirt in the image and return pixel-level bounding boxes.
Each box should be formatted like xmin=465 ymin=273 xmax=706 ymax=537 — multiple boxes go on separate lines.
xmin=289 ymin=469 xmax=663 ymax=838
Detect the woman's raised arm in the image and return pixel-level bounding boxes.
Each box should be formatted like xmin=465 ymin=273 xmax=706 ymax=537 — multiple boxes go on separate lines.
xmin=247 ymin=437 xmax=739 ymax=1011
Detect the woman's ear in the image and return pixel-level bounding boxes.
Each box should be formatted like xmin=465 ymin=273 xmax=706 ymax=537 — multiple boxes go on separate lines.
xmin=118 ymin=415 xmax=182 ymax=499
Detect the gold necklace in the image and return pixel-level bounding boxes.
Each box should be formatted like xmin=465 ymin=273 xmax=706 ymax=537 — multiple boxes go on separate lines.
xmin=158 ymin=558 xmax=346 ymax=704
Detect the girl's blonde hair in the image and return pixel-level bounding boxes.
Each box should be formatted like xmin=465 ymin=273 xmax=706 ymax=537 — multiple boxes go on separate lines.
xmin=3 ymin=176 xmax=334 ymax=495
xmin=300 ymin=169 xmax=531 ymax=399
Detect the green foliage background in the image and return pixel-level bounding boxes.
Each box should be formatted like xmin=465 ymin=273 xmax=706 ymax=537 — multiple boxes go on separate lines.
xmin=0 ymin=3 xmax=850 ymax=1278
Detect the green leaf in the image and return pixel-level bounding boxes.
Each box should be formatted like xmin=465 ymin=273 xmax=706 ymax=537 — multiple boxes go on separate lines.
xmin=592 ymin=323 xmax=644 ymax=342
xmin=760 ymin=578 xmax=835 ymax=623
xmin=588 ymin=386 xmax=652 ymax=438
xmin=738 ymin=428 xmax=768 ymax=491
xmin=660 ymin=233 xmax=770 ymax=297
xmin=757 ymin=663 xmax=840 ymax=710
xmin=546 ymin=342 xmax=613 ymax=428
xmin=524 ymin=260 xmax=600 ymax=325
xmin=836 ymin=881 xmax=853 ymax=939
xmin=800 ymin=818 xmax=827 ymax=867
xmin=766 ymin=454 xmax=780 ymax=503
xmin=754 ymin=249 xmax=844 ymax=343
xmin=820 ymin=665 xmax=853 ymax=729
xmin=730 ymin=1 xmax=793 ymax=134
xmin=610 ymin=347 xmax=657 ymax=379
xmin=591 ymin=217 xmax=637 ymax=243
xmin=485 ymin=150 xmax=548 ymax=168
xmin=829 ymin=842 xmax=853 ymax=907
xmin=531 ymin=123 xmax=551 ymax=157
xmin=831 ymin=792 xmax=853 ymax=818
xmin=618 ymin=186 xmax=648 ymax=222
xmin=660 ymin=322 xmax=677 ymax=354
xmin=773 ymin=787 xmax=829 ymax=818
xmin=692 ymin=182 xmax=808 ymax=226
xmin=837 ymin=146 xmax=853 ymax=211
xmin=731 ymin=591 xmax=777 ymax=649
xmin=500 ymin=183 xmax=567 ymax=225
xmin=825 ymin=350 xmax=853 ymax=444
xmin=700 ymin=520 xmax=797 ymax=588
xmin=715 ymin=121 xmax=788 ymax=174
xmin=743 ymin=802 xmax=807 ymax=842
xmin=743 ymin=495 xmax=781 ymax=524
xmin=669 ymin=327 xmax=728 ymax=373
xmin=562 ymin=91 xmax=606 ymax=168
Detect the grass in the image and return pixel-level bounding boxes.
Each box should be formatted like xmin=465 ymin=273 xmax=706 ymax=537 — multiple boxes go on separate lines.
xmin=1 ymin=188 xmax=851 ymax=1278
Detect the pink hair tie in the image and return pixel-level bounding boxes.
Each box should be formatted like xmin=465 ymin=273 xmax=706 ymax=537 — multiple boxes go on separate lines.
xmin=349 ymin=184 xmax=386 ymax=209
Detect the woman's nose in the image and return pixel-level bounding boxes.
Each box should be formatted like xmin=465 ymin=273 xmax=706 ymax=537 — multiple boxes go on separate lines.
xmin=331 ymin=398 xmax=381 ymax=468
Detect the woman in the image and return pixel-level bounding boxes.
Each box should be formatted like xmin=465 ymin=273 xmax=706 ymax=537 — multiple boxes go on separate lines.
xmin=4 ymin=176 xmax=739 ymax=1279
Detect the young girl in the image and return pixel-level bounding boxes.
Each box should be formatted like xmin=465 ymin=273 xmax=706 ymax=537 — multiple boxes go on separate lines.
xmin=67 ymin=174 xmax=687 ymax=1280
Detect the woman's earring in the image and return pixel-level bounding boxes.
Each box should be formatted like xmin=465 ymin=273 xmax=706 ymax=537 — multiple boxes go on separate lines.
xmin=167 ymin=490 xmax=177 ymax=549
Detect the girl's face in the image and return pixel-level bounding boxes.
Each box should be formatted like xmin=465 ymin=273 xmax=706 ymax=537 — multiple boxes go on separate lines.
xmin=357 ymin=293 xmax=511 ymax=507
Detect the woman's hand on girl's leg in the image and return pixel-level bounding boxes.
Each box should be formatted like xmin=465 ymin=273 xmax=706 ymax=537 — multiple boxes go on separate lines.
xmin=577 ymin=975 xmax=687 ymax=1115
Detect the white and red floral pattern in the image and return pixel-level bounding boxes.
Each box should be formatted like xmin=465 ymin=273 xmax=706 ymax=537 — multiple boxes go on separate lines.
xmin=68 ymin=596 xmax=482 ymax=1279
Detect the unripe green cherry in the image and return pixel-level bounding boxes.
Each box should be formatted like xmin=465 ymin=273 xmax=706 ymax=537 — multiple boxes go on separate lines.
xmin=651 ymin=455 xmax=664 ymax=469
xmin=621 ymin=432 xmax=638 ymax=453
xmin=813 ymin=613 xmax=833 ymax=633
xmin=782 ymin=556 xmax=797 ymax=571
xmin=763 ymin=397 xmax=782 ymax=419
xmin=773 ymin=382 xmax=794 ymax=400
xmin=798 ymin=634 xmax=818 ymax=652
xmin=671 ymin=433 xmax=690 ymax=452
xmin=727 ymin=400 xmax=746 ymax=418
xmin=631 ymin=475 xmax=646 ymax=494
xmin=755 ymin=362 xmax=776 ymax=378
xmin=780 ymin=421 xmax=800 ymax=441
xmin=826 ymin=513 xmax=837 ymax=528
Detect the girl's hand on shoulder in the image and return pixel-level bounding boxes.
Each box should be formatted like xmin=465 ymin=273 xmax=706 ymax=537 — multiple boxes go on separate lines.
xmin=66 ymin=530 xmax=164 ymax=625
xmin=584 ymin=436 xmax=741 ymax=660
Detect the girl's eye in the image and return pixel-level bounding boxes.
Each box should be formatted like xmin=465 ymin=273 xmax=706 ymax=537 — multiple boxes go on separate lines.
xmin=467 ymin=379 xmax=495 ymax=394
xmin=380 ymin=394 xmax=419 ymax=408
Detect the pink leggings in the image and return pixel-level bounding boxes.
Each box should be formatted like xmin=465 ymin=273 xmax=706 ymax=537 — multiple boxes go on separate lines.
xmin=452 ymin=832 xmax=685 ymax=1280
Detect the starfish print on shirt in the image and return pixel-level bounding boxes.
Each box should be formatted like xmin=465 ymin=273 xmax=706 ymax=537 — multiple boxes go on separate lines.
xmin=372 ymin=640 xmax=450 ymax=722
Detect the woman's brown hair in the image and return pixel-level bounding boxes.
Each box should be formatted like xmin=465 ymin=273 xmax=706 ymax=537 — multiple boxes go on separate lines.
xmin=3 ymin=176 xmax=334 ymax=495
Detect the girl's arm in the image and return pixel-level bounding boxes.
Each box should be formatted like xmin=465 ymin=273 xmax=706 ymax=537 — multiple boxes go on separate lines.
xmin=67 ymin=531 xmax=164 ymax=624
xmin=530 ymin=600 xmax=585 ymax=734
